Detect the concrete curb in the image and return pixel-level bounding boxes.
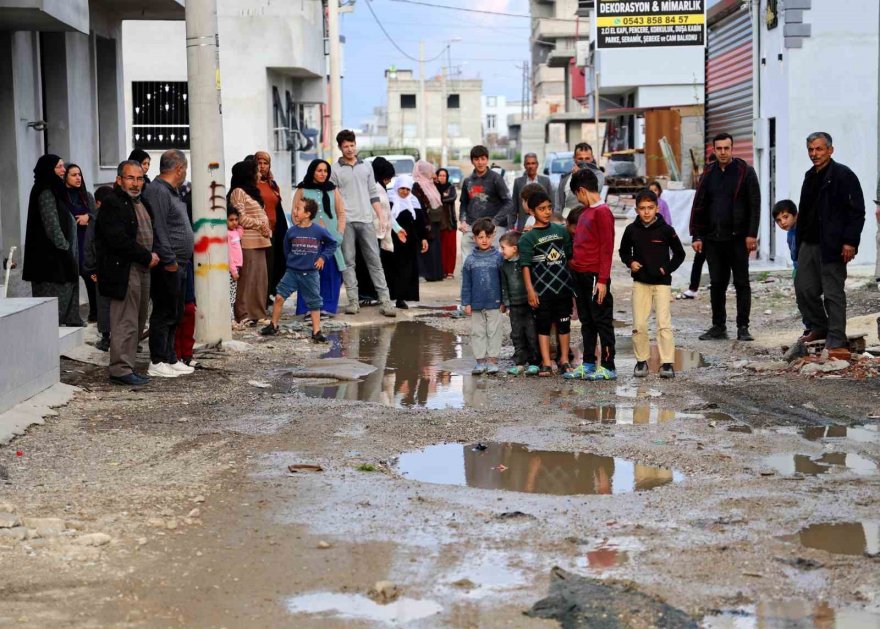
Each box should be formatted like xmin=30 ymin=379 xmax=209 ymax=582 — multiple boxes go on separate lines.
xmin=0 ymin=383 xmax=80 ymax=446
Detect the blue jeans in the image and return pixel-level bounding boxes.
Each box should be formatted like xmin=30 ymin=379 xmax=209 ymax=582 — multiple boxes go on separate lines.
xmin=276 ymin=268 xmax=322 ymax=311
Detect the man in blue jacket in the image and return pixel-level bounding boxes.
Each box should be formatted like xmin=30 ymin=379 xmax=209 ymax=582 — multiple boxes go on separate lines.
xmin=795 ymin=132 xmax=866 ymax=350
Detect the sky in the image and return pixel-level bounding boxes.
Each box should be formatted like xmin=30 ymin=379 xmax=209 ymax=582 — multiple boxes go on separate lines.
xmin=340 ymin=0 xmax=531 ymax=128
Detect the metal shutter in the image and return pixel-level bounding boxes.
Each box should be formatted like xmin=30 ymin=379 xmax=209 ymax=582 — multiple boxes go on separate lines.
xmin=705 ymin=8 xmax=753 ymax=164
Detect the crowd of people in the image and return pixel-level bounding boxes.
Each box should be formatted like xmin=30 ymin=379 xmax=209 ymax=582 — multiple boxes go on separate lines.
xmin=20 ymin=127 xmax=869 ymax=386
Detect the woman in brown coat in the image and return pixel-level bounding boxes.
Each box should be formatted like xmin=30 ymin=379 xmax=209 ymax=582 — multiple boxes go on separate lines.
xmin=229 ymin=160 xmax=271 ymax=324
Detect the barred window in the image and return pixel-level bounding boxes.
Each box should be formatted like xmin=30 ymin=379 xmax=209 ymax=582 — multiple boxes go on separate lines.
xmin=131 ymin=81 xmax=190 ymax=150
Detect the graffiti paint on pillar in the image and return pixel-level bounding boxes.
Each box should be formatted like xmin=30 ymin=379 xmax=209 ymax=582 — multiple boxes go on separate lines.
xmin=194 ymin=179 xmax=229 ymax=277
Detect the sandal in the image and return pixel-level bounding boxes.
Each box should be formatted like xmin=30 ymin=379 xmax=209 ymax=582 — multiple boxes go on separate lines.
xmin=538 ymin=365 xmax=553 ymax=377
xmin=559 ymin=362 xmax=573 ymax=375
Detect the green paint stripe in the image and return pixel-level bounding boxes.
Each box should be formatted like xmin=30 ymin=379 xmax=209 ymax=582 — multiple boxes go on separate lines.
xmin=192 ymin=218 xmax=227 ymax=231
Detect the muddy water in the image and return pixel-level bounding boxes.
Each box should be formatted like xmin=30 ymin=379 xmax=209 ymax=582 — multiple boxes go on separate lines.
xmin=285 ymin=592 xmax=442 ymax=623
xmin=799 ymin=424 xmax=880 ymax=444
xmin=763 ymin=452 xmax=878 ymax=476
xmin=705 ymin=600 xmax=880 ymax=628
xmin=571 ymin=404 xmax=679 ymax=424
xmin=798 ymin=521 xmax=880 ymax=556
xmin=395 ymin=442 xmax=683 ymax=495
xmin=300 ymin=322 xmax=482 ymax=409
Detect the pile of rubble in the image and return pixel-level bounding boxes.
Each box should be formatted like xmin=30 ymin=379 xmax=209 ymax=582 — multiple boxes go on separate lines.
xmin=738 ymin=332 xmax=880 ymax=379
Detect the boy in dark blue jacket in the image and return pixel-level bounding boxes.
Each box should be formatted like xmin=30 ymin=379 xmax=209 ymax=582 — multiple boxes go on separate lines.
xmin=619 ymin=189 xmax=685 ymax=378
xmin=461 ymin=218 xmax=504 ymax=374
xmin=262 ymin=198 xmax=337 ymax=342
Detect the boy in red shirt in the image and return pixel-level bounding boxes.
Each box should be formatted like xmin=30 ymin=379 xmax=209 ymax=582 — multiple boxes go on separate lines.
xmin=564 ymin=168 xmax=617 ymax=381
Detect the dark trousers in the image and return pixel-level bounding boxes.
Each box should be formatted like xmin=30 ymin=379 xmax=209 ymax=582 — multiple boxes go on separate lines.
xmin=508 ymin=304 xmax=539 ymax=366
xmin=148 ymin=266 xmax=185 ymax=364
xmin=81 ymin=271 xmax=98 ymax=320
xmin=573 ymin=271 xmax=615 ymax=370
xmin=96 ymin=286 xmax=111 ymax=337
xmin=704 ymin=238 xmax=751 ymax=329
xmin=689 ymin=251 xmax=706 ymax=291
xmin=794 ymin=242 xmax=848 ymax=348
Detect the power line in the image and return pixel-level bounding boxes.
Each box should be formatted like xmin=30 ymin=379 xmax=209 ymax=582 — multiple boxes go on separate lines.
xmin=388 ymin=0 xmax=582 ymax=22
xmin=364 ymin=0 xmax=449 ymax=63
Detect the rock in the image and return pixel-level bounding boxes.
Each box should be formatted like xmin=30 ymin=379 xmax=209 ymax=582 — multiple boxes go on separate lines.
xmin=368 ymin=580 xmax=401 ymax=604
xmin=0 ymin=527 xmax=27 ymax=541
xmin=494 ymin=511 xmax=537 ymax=521
xmin=137 ymin=537 xmax=148 ymax=546
xmin=317 ymin=540 xmax=331 ymax=549
xmin=0 ymin=512 xmax=21 ymax=528
xmin=65 ymin=520 xmax=87 ymax=531
xmin=22 ymin=517 xmax=66 ymax=537
xmin=247 ymin=380 xmax=271 ymax=388
xmin=192 ymin=495 xmax=206 ymax=503
xmin=74 ymin=533 xmax=112 ymax=547
xmin=451 ymin=578 xmax=476 ymax=590
xmin=271 ymin=358 xmax=377 ymax=382
xmin=730 ymin=360 xmax=749 ymax=369
xmin=0 ymin=502 xmax=15 ymax=513
xmin=147 ymin=518 xmax=166 ymax=528
xmin=187 ymin=508 xmax=201 ymax=518
xmin=165 ymin=519 xmax=178 ymax=530
xmin=745 ymin=361 xmax=790 ymax=372
xmin=60 ymin=544 xmax=101 ymax=562
xmin=801 ymin=359 xmax=849 ymax=375
xmin=763 ymin=309 xmax=772 ymax=315
xmin=222 ymin=340 xmax=253 ymax=352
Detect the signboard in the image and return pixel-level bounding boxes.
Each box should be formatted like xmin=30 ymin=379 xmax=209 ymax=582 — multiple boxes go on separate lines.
xmin=595 ymin=0 xmax=706 ymax=49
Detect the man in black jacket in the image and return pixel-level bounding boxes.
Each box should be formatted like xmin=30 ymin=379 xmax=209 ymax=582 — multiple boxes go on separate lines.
xmin=689 ymin=133 xmax=761 ymax=341
xmin=95 ymin=161 xmax=160 ymax=386
xmin=795 ymin=132 xmax=865 ymax=349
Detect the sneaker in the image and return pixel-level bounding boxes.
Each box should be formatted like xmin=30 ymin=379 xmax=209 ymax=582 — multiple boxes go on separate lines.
xmin=659 ymin=363 xmax=675 ymax=378
xmin=109 ymin=373 xmax=148 ymax=386
xmin=525 ymin=365 xmax=540 ymax=376
xmin=260 ymin=323 xmax=279 ymax=336
xmin=699 ymin=325 xmax=728 ymax=340
xmin=633 ymin=361 xmax=649 ymax=378
xmin=485 ymin=363 xmax=499 ymax=375
xmin=147 ymin=362 xmax=181 ymax=378
xmin=471 ymin=363 xmax=486 ymax=375
xmin=168 ymin=361 xmax=195 ymax=374
xmin=182 ymin=358 xmax=198 ymax=367
xmin=379 ymin=302 xmax=397 ymax=317
xmin=680 ymin=289 xmax=697 ymax=299
xmin=563 ymin=363 xmax=596 ymax=380
xmin=507 ymin=365 xmax=525 ymax=375
xmin=395 ymin=300 xmax=409 ymax=309
xmin=584 ymin=366 xmax=617 ymax=381
xmin=736 ymin=326 xmax=754 ymax=342
xmin=345 ymin=302 xmax=360 ymax=315
xmin=312 ymin=330 xmax=328 ymax=343
xmin=95 ymin=336 xmax=110 ymax=352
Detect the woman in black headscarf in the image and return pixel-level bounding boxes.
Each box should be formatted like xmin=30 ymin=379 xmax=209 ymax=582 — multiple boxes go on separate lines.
xmin=228 ymin=160 xmax=271 ymax=324
xmin=60 ymin=163 xmax=98 ymax=321
xmin=293 ymin=159 xmax=346 ymax=315
xmin=435 ymin=168 xmax=458 ymax=278
xmin=22 ymin=154 xmax=84 ymax=326
xmin=128 ymin=149 xmax=152 ymax=185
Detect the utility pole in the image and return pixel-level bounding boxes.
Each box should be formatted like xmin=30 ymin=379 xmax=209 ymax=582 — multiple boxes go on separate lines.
xmin=418 ymin=40 xmax=427 ymax=160
xmin=594 ymin=71 xmax=601 ymax=162
xmin=440 ymin=64 xmax=448 ymax=167
xmin=186 ymin=0 xmax=230 ymax=343
xmin=328 ymin=0 xmax=342 ymax=156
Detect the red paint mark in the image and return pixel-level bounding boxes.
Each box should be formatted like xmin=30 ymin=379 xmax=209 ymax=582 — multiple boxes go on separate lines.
xmin=16 ymin=450 xmax=23 ymax=457
xmin=194 ymin=236 xmax=226 ymax=254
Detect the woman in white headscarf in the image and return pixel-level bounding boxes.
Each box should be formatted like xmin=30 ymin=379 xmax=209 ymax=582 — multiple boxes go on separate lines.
xmin=387 ymin=174 xmax=428 ymax=308
xmin=412 ymin=160 xmax=444 ymax=282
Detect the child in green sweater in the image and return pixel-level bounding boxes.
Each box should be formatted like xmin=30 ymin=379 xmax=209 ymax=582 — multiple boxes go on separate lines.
xmin=499 ymin=231 xmax=539 ymax=375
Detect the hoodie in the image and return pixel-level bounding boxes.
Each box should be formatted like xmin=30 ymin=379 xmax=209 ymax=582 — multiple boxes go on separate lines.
xmin=618 ymin=215 xmax=686 ymax=286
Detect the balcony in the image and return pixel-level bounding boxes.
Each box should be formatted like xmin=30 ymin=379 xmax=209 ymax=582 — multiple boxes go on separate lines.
xmin=546 ymin=41 xmax=576 ymax=67
xmin=532 ymin=15 xmax=582 ymax=41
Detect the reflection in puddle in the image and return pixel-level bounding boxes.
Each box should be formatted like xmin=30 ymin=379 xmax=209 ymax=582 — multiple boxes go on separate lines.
xmin=595 ymin=340 xmax=706 ymax=373
xmin=583 ymin=540 xmax=633 ymax=571
xmin=798 ymin=521 xmax=880 ymax=556
xmin=615 ymin=385 xmax=663 ymax=399
xmin=800 ymin=424 xmax=880 ymax=444
xmin=300 ymin=322 xmax=481 ymax=409
xmin=763 ymin=452 xmax=878 ymax=476
xmin=572 ymin=404 xmax=679 ymax=425
xmin=395 ymin=442 xmax=683 ymax=495
xmin=704 ymin=600 xmax=880 ymax=628
xmin=285 ymin=592 xmax=442 ymax=623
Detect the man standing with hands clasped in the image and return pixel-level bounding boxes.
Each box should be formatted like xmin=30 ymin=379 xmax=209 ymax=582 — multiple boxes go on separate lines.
xmin=794 ymin=132 xmax=865 ymax=350
xmin=689 ymin=133 xmax=760 ymax=342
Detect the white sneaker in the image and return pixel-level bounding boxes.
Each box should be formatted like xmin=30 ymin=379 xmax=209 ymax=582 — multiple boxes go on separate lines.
xmin=168 ymin=361 xmax=195 ymax=374
xmin=148 ymin=362 xmax=181 ymax=378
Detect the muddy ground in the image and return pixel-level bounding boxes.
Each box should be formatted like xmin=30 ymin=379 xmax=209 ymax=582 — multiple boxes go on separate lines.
xmin=1 ymin=257 xmax=879 ymax=628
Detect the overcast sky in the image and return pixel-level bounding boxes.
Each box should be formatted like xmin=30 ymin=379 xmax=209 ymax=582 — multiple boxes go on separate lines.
xmin=340 ymin=0 xmax=531 ymax=127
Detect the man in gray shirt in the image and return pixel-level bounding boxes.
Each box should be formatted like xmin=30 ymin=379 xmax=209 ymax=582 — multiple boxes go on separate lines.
xmin=142 ymin=149 xmax=195 ymax=377
xmin=329 ymin=130 xmax=396 ymax=316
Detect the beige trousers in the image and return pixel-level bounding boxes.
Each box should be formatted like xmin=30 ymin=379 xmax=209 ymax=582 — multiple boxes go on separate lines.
xmin=471 ymin=309 xmax=503 ymax=360
xmin=632 ymin=282 xmax=674 ymax=363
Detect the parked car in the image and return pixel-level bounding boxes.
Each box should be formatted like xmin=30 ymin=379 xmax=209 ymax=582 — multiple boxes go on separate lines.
xmin=445 ymin=166 xmax=463 ymax=187
xmin=543 ymin=151 xmax=574 ymax=194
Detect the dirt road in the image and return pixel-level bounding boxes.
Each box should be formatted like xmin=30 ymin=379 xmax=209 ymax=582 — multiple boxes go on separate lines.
xmin=1 ymin=265 xmax=879 ymax=628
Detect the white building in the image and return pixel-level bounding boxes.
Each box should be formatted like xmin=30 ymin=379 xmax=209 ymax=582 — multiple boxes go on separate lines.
xmin=481 ymin=95 xmax=524 ymax=147
xmin=123 ymin=0 xmax=327 ymax=211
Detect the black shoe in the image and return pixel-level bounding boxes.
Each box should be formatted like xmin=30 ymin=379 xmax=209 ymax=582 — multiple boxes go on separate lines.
xmin=633 ymin=361 xmax=649 ymax=378
xmin=260 ymin=323 xmax=279 ymax=336
xmin=110 ymin=373 xmax=148 ymax=386
xmin=737 ymin=327 xmax=754 ymax=342
xmin=95 ymin=336 xmax=110 ymax=352
xmin=659 ymin=363 xmax=675 ymax=378
xmin=396 ymin=300 xmax=409 ymax=309
xmin=87 ymin=314 xmax=97 ymax=323
xmin=699 ymin=325 xmax=728 ymax=340
xmin=312 ymin=330 xmax=328 ymax=343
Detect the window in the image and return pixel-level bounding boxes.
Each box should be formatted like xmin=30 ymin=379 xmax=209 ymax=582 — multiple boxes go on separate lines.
xmin=400 ymin=94 xmax=416 ymax=109
xmin=131 ymin=81 xmax=190 ymax=150
xmin=447 ymin=94 xmax=460 ymax=109
xmin=486 ymin=114 xmax=497 ymax=131
xmin=96 ymin=36 xmax=121 ymax=165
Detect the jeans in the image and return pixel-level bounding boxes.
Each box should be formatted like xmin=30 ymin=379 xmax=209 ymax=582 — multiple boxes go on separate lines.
xmin=341 ymin=221 xmax=390 ymax=304
xmin=508 ymin=303 xmax=539 ymax=366
xmin=148 ymin=266 xmax=186 ymax=364
xmin=572 ymin=271 xmax=615 ymax=370
xmin=703 ymin=238 xmax=751 ymax=329
xmin=794 ymin=242 xmax=849 ymax=348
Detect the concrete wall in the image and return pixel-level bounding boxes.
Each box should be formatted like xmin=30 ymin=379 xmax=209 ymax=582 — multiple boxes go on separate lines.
xmin=386 ymin=79 xmax=483 ymax=152
xmin=0 ymin=298 xmax=59 ymax=414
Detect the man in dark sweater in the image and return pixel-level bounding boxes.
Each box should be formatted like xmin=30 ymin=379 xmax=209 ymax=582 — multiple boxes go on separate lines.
xmin=459 ymin=145 xmax=512 ymax=259
xmin=795 ymin=132 xmax=865 ymax=349
xmin=689 ymin=133 xmax=761 ymax=341
xmin=619 ymin=189 xmax=686 ymax=378
xmin=141 ymin=149 xmax=195 ymax=378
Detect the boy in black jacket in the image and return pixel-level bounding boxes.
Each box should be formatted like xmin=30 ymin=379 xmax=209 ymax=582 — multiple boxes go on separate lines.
xmin=619 ymin=189 xmax=686 ymax=378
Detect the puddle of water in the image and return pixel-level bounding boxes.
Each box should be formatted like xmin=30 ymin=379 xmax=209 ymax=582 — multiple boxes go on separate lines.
xmin=612 ymin=339 xmax=706 ymax=373
xmin=726 ymin=425 xmax=753 ymax=434
xmin=762 ymin=452 xmax=878 ymax=476
xmin=285 ymin=592 xmax=442 ymax=623
xmin=800 ymin=424 xmax=880 ymax=444
xmin=571 ymin=404 xmax=679 ymax=425
xmin=615 ymin=385 xmax=663 ymax=399
xmin=581 ymin=539 xmax=635 ymax=571
xmin=300 ymin=322 xmax=480 ymax=409
xmin=704 ymin=600 xmax=880 ymax=628
xmin=798 ymin=521 xmax=880 ymax=556
xmin=395 ymin=442 xmax=683 ymax=495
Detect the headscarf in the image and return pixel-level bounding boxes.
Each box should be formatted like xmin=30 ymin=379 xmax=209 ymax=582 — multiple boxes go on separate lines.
xmin=128 ymin=148 xmax=150 ymax=163
xmin=388 ymin=174 xmax=419 ymax=221
xmin=227 ymin=160 xmax=264 ymax=208
xmin=254 ymin=151 xmax=279 ymax=187
xmin=412 ymin=160 xmax=441 ymax=208
xmin=31 ymin=154 xmax=66 ymax=201
xmin=296 ymin=159 xmax=337 ymax=218
xmin=436 ymin=168 xmax=454 ymax=198
xmin=23 ymin=154 xmax=76 ymax=283
xmin=371 ymin=156 xmax=395 ymax=190
xmin=61 ymin=163 xmax=90 ymax=216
